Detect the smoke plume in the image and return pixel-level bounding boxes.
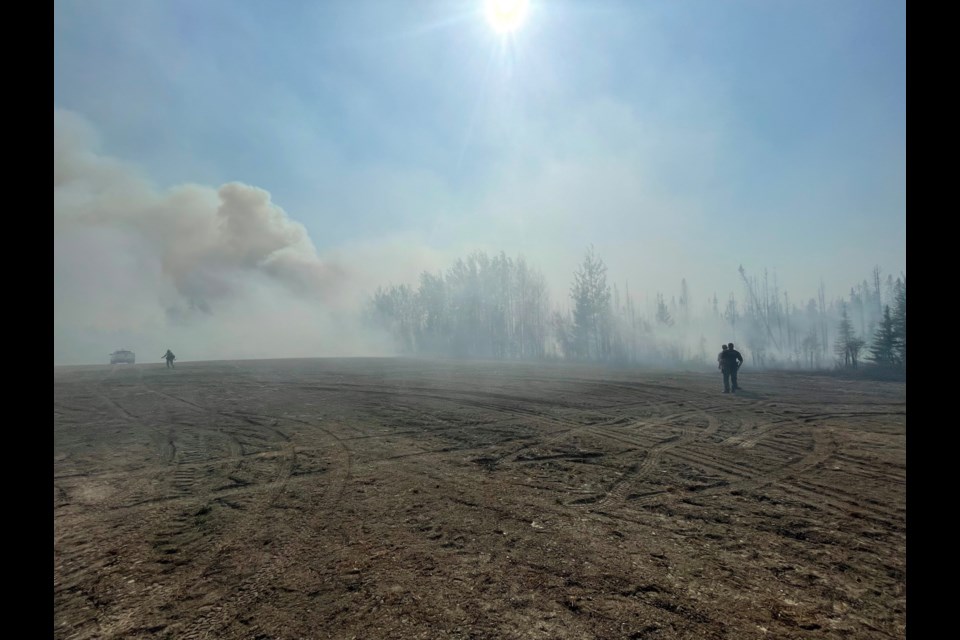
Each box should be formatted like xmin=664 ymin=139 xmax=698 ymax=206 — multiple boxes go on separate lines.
xmin=54 ymin=108 xmax=393 ymax=365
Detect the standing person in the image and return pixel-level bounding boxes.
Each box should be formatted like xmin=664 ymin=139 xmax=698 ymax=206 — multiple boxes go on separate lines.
xmin=719 ymin=344 xmax=733 ymax=393
xmin=726 ymin=343 xmax=743 ymax=391
xmin=162 ymin=349 xmax=176 ymax=369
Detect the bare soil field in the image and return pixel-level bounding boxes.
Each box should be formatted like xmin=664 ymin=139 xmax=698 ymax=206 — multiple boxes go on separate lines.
xmin=54 ymin=358 xmax=906 ymax=639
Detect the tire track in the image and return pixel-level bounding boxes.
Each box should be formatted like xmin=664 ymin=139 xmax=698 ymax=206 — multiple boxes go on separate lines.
xmin=600 ymin=410 xmax=838 ymax=512
xmin=496 ymin=402 xmax=720 ymax=472
xmin=589 ymin=408 xmax=721 ymax=508
xmin=630 ymin=422 xmax=839 ymax=510
xmin=175 ymin=419 xmax=351 ymax=639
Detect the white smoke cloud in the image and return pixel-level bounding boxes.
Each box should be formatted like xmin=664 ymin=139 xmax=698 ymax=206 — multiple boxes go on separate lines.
xmin=53 ymin=108 xmax=412 ymax=365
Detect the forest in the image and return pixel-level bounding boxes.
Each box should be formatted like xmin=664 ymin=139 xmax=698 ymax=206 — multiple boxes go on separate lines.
xmin=367 ymin=247 xmax=906 ymax=373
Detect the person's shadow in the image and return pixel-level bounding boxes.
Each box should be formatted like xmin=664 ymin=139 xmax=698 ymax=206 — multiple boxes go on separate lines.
xmin=731 ymin=388 xmax=763 ymax=400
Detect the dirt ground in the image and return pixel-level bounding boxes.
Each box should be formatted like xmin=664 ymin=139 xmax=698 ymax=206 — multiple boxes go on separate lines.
xmin=53 ymin=358 xmax=906 ymax=639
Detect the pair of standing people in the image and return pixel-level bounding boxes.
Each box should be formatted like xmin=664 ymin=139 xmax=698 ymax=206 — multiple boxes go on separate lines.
xmin=717 ymin=343 xmax=743 ymax=393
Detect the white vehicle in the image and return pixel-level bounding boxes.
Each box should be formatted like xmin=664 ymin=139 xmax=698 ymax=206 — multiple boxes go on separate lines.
xmin=110 ymin=349 xmax=136 ymax=364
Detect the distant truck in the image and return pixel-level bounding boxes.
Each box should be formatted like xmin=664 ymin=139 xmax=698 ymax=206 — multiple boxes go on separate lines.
xmin=110 ymin=349 xmax=136 ymax=364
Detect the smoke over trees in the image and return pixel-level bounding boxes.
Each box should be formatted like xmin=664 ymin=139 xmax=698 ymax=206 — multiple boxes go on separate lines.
xmin=834 ymin=304 xmax=866 ymax=369
xmin=369 ymin=251 xmax=552 ymax=361
xmin=370 ymin=246 xmax=906 ymax=374
xmin=570 ymin=246 xmax=612 ymax=361
xmin=54 ymin=110 xmax=902 ymax=370
xmin=54 ymin=108 xmax=402 ymax=363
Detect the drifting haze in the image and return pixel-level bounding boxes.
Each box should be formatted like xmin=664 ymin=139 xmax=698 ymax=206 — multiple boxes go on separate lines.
xmin=54 ymin=1 xmax=905 ymax=365
xmin=54 ymin=109 xmax=448 ymax=364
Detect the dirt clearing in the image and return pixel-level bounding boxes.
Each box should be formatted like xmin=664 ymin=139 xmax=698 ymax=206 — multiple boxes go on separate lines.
xmin=54 ymin=358 xmax=906 ymax=639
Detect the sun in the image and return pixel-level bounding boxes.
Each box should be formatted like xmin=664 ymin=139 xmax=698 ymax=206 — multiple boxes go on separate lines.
xmin=484 ymin=0 xmax=530 ymax=34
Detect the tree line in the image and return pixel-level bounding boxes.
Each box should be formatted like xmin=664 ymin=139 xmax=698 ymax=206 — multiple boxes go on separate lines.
xmin=367 ymin=247 xmax=905 ymax=372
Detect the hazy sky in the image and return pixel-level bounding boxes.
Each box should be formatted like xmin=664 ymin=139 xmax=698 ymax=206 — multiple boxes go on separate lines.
xmin=54 ymin=0 xmax=905 ymax=365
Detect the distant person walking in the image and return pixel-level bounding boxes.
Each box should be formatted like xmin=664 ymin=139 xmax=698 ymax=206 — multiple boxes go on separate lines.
xmin=723 ymin=342 xmax=744 ymax=392
xmin=717 ymin=344 xmax=728 ymax=372
xmin=163 ymin=349 xmax=176 ymax=369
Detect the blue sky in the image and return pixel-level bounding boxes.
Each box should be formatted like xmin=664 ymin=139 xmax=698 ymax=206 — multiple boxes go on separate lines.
xmin=54 ymin=0 xmax=905 ymax=362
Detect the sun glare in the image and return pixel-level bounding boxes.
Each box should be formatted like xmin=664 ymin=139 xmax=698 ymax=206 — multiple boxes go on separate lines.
xmin=485 ymin=0 xmax=530 ymax=34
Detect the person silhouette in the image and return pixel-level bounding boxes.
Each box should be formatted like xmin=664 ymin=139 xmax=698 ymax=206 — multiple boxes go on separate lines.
xmin=718 ymin=344 xmax=733 ymax=392
xmin=726 ymin=343 xmax=743 ymax=391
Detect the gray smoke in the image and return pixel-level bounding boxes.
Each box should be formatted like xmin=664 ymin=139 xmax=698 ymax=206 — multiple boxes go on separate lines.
xmin=56 ymin=111 xmax=347 ymax=313
xmin=54 ymin=108 xmax=397 ymax=365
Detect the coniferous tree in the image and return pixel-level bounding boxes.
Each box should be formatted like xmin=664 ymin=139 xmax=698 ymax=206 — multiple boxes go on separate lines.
xmin=834 ymin=303 xmax=865 ymax=368
xmin=891 ymin=277 xmax=906 ymax=367
xmin=868 ymin=305 xmax=898 ymax=365
xmin=835 ymin=305 xmax=852 ymax=367
xmin=570 ymin=246 xmax=612 ymax=361
xmin=656 ymin=293 xmax=674 ymax=328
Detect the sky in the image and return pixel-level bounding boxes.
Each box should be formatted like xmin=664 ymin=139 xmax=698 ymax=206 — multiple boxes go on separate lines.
xmin=54 ymin=0 xmax=906 ymax=365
